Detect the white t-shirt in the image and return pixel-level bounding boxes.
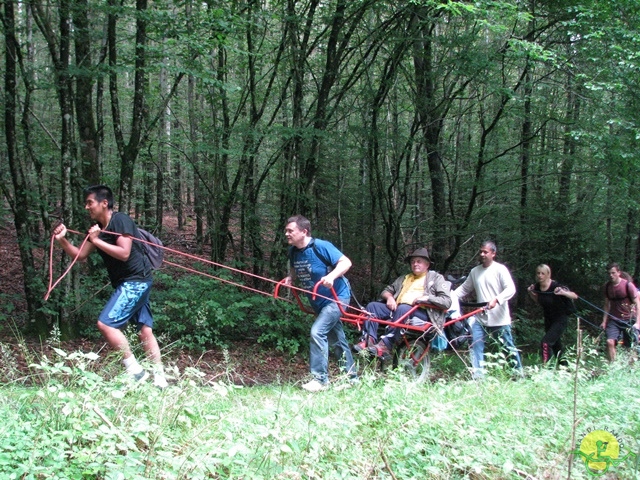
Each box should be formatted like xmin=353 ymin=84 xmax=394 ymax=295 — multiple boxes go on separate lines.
xmin=454 ymin=261 xmax=516 ymax=326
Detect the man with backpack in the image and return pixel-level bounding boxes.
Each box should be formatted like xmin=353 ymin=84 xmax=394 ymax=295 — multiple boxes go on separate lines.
xmin=601 ymin=263 xmax=640 ymax=362
xmin=52 ymin=185 xmax=168 ymax=388
xmin=282 ymin=215 xmax=357 ymax=392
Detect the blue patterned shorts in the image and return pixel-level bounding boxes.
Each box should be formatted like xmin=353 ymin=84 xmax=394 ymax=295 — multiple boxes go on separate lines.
xmin=99 ymin=281 xmax=153 ymax=331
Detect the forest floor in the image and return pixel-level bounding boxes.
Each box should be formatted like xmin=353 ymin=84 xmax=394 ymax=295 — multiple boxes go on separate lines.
xmin=0 ymin=209 xmax=315 ymax=387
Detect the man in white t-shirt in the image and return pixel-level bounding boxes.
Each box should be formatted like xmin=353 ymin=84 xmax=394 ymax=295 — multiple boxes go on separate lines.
xmin=454 ymin=241 xmax=523 ymax=379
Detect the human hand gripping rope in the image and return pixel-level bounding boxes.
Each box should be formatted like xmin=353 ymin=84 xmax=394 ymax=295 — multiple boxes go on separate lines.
xmin=46 ymin=227 xmax=497 ymax=375
xmin=531 ymin=288 xmax=640 ymax=342
xmin=44 ymin=227 xmax=92 ymax=301
xmin=275 ymin=279 xmax=487 ymax=338
xmin=45 ymin=228 xmax=370 ymax=318
xmin=44 ymin=229 xmax=546 ymax=348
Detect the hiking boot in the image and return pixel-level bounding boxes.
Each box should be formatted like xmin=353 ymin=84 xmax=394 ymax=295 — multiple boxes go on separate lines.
xmin=353 ymin=337 xmax=375 ymax=353
xmin=368 ymin=341 xmax=392 ymax=361
xmin=302 ymin=379 xmax=328 ymax=392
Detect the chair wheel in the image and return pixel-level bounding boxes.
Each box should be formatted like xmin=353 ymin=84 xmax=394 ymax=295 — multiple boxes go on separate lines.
xmin=395 ymin=340 xmax=431 ymax=382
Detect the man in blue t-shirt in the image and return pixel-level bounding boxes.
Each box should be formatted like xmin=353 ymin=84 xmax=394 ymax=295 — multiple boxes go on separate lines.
xmin=282 ymin=215 xmax=356 ymax=392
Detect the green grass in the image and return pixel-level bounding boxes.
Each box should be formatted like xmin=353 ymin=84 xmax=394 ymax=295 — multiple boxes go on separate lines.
xmin=1 ymin=345 xmax=639 ymax=479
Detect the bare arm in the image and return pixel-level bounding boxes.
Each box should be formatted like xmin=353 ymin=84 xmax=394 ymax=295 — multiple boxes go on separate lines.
xmin=527 ymin=284 xmax=539 ymax=303
xmin=88 ymin=224 xmax=132 ymax=261
xmin=53 ymin=224 xmax=96 ymax=261
xmin=601 ymin=298 xmax=610 ymax=329
xmin=320 ymin=256 xmax=351 ymax=288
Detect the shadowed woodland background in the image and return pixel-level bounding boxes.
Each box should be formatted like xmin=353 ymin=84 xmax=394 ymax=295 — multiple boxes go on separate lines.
xmin=2 ymin=0 xmax=640 ymax=350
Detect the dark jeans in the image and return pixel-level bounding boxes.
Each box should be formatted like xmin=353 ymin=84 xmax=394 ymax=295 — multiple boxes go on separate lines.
xmin=541 ymin=315 xmax=568 ymax=362
xmin=362 ymin=301 xmax=429 ymax=348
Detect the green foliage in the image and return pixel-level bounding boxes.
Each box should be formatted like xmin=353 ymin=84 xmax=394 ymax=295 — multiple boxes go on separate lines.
xmin=253 ymin=300 xmax=311 ymax=355
xmin=152 ymin=271 xmax=310 ymax=354
xmin=0 ymin=293 xmax=17 ymax=325
xmin=1 ymin=341 xmax=639 ymax=479
xmin=7 ymin=0 xmax=640 ymax=342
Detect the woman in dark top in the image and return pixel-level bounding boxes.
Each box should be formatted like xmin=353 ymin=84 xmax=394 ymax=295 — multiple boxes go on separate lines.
xmin=527 ymin=264 xmax=578 ymax=364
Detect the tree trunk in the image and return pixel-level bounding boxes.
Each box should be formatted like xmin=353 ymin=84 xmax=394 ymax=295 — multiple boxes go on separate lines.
xmin=72 ymin=0 xmax=100 ymax=185
xmin=411 ymin=9 xmax=448 ymax=265
xmin=4 ymin=0 xmax=49 ymax=337
xmin=209 ymin=44 xmax=233 ymax=263
xmin=186 ymin=0 xmax=202 ymax=248
xmin=109 ymin=0 xmax=148 ymax=210
xmin=30 ymin=0 xmax=82 ymax=338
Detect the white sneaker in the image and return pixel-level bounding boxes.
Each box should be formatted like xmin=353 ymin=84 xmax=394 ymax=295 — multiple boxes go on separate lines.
xmin=302 ymin=379 xmax=328 ymax=392
xmin=153 ymin=375 xmax=168 ymax=389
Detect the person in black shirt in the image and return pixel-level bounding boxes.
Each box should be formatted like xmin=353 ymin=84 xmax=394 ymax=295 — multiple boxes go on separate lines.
xmin=527 ymin=264 xmax=577 ymax=364
xmin=52 ymin=185 xmax=167 ymax=387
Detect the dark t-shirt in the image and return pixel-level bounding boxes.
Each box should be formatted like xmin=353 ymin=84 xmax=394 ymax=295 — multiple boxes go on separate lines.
xmin=534 ymin=280 xmax=575 ymax=322
xmin=97 ymin=212 xmax=151 ymax=287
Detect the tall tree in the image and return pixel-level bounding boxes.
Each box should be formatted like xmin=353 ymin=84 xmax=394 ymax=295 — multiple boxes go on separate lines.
xmin=72 ymin=0 xmax=100 ymax=184
xmin=3 ymin=0 xmax=49 ymax=336
xmin=108 ymin=0 xmax=148 ymax=209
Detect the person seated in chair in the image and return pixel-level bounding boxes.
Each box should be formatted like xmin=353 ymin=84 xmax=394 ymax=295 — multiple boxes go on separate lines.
xmin=353 ymin=248 xmax=452 ymax=360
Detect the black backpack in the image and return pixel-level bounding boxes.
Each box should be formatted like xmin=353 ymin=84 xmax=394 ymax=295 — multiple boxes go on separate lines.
xmin=138 ymin=229 xmax=164 ymax=270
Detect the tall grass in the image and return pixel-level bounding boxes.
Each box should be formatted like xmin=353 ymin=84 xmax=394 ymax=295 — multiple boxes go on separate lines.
xmin=0 ymin=341 xmax=639 ymax=479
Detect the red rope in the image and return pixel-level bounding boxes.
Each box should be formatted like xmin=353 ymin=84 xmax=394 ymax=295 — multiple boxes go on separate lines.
xmin=44 ymin=228 xmax=477 ymax=334
xmin=44 ymin=227 xmax=491 ymax=360
xmin=44 ymin=231 xmax=91 ymax=301
xmin=163 ymin=260 xmax=295 ymax=302
xmin=44 ymin=228 xmax=361 ymax=313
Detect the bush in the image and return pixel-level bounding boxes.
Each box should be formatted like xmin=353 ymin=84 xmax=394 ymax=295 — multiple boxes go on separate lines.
xmin=152 ymin=270 xmax=310 ymax=353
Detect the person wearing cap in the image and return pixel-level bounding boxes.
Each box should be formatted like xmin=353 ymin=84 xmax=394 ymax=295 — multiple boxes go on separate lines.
xmin=353 ymin=248 xmax=452 ymax=360
xmin=454 ymin=240 xmax=523 ymax=379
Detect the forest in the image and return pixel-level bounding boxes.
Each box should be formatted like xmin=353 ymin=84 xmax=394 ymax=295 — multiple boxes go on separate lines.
xmin=4 ymin=3 xmax=640 ymax=477
xmin=2 ymin=0 xmax=640 ymax=343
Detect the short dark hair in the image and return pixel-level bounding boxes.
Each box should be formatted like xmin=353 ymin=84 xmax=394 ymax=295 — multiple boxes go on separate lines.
xmin=606 ymin=262 xmax=621 ymax=272
xmin=286 ymin=215 xmax=311 ymax=235
xmin=84 ymin=185 xmax=114 ymax=210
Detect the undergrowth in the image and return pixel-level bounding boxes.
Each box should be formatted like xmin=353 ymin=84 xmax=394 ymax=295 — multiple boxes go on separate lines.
xmin=0 ymin=331 xmax=639 ymax=479
xmin=152 ymin=271 xmax=310 ymax=354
